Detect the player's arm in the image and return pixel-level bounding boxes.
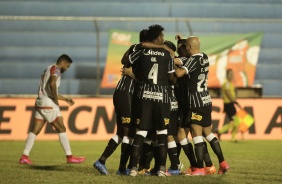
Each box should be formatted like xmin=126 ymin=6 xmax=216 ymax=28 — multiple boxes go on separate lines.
xmin=58 ymin=94 xmax=75 ymax=106
xmin=174 ymin=65 xmax=188 ymax=78
xmin=49 ymin=75 xmax=59 ymax=106
xmin=142 ymin=42 xmax=175 ymax=57
xmin=121 ymin=66 xmax=136 ymax=80
xmin=121 ymin=49 xmax=130 ymax=65
xmin=174 ymin=58 xmax=183 ymax=66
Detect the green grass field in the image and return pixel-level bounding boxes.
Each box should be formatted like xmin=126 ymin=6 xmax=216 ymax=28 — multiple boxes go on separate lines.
xmin=0 ymin=140 xmax=281 ymax=184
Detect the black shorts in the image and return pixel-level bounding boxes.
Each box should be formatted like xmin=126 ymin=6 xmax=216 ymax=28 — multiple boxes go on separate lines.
xmin=224 ymin=103 xmax=236 ymax=121
xmin=177 ymin=101 xmax=190 ymax=128
xmin=168 ymin=110 xmax=178 ymax=136
xmin=136 ymin=99 xmax=170 ymax=131
xmin=113 ymin=90 xmax=132 ymax=128
xmin=188 ymin=110 xmax=212 ymax=128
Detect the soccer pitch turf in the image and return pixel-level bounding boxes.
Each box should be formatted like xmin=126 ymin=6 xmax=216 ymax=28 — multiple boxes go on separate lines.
xmin=0 ymin=140 xmax=281 ymax=184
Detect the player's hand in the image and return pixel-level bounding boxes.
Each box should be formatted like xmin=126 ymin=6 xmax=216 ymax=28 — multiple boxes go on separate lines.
xmin=121 ymin=67 xmax=133 ymax=76
xmin=66 ymin=98 xmax=75 ymax=106
xmin=164 ymin=45 xmax=175 ymax=58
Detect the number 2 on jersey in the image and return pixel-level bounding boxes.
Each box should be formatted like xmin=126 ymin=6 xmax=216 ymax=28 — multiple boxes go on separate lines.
xmin=148 ymin=64 xmax=158 ymax=84
xmin=197 ymin=73 xmax=207 ymax=92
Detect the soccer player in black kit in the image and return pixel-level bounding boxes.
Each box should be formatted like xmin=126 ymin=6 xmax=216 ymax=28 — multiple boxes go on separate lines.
xmin=175 ymin=36 xmax=230 ymax=175
xmin=126 ymin=24 xmax=175 ymax=177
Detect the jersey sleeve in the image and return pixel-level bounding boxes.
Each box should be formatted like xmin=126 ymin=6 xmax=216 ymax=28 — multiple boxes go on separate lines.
xmin=132 ymin=43 xmax=143 ymax=52
xmin=50 ymin=65 xmax=61 ymax=77
xmin=182 ymin=57 xmax=197 ymax=75
xmin=129 ymin=49 xmax=141 ymax=64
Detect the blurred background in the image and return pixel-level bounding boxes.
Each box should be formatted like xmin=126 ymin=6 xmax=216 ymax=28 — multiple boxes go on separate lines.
xmin=0 ymin=0 xmax=282 ymax=97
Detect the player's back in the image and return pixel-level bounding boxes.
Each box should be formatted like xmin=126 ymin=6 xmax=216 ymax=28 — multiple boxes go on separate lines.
xmin=183 ymin=53 xmax=212 ymax=112
xmin=131 ymin=47 xmax=174 ymax=103
xmin=138 ymin=48 xmax=173 ymax=87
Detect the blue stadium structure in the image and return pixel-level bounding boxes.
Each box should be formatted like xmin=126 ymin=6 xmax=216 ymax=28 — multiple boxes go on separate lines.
xmin=0 ymin=0 xmax=281 ymax=96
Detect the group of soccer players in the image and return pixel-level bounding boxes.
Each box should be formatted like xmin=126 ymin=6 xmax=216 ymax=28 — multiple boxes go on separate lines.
xmin=18 ymin=23 xmax=229 ymax=177
xmin=93 ymin=24 xmax=230 ymax=176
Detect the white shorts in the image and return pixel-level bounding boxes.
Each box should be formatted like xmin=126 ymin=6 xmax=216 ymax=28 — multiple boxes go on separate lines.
xmin=35 ymin=97 xmax=62 ymax=123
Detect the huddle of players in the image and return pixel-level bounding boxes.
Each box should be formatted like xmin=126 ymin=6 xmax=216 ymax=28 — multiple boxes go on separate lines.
xmin=93 ymin=24 xmax=230 ymax=176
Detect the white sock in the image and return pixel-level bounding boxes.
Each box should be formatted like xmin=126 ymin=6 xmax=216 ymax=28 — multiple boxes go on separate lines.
xmin=58 ymin=132 xmax=72 ymax=156
xmin=23 ymin=132 xmax=37 ymax=156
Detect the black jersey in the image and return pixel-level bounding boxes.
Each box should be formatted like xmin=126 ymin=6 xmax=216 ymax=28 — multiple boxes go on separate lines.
xmin=129 ymin=47 xmax=174 ymax=103
xmin=181 ymin=52 xmax=212 ymax=113
xmin=115 ymin=44 xmax=137 ymax=93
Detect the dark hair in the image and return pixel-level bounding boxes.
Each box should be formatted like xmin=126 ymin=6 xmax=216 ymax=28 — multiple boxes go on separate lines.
xmin=57 ymin=54 xmax=73 ymax=64
xmin=147 ymin=24 xmax=164 ymax=41
xmin=139 ymin=29 xmax=148 ymax=42
xmin=164 ymin=40 xmax=176 ymax=52
xmin=175 ymin=35 xmax=186 ymax=45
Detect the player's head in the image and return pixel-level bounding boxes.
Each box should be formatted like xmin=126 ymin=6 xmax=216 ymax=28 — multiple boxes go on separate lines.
xmin=147 ymin=24 xmax=164 ymax=44
xmin=226 ymin=68 xmax=234 ymax=81
xmin=139 ymin=29 xmax=148 ymax=42
xmin=186 ymin=36 xmax=200 ymax=55
xmin=164 ymin=40 xmax=176 ymax=52
xmin=56 ymin=54 xmax=73 ymax=73
xmin=175 ymin=35 xmax=189 ymax=57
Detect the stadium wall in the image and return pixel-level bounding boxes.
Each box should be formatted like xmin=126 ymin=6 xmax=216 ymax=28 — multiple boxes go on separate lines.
xmin=0 ymin=97 xmax=281 ymax=140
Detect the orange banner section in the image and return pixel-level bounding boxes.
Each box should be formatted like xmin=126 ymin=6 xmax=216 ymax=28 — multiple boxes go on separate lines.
xmin=0 ymin=98 xmax=281 ymax=140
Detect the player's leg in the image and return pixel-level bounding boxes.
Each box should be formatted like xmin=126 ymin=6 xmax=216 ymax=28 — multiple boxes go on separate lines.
xmin=129 ymin=129 xmax=147 ymax=176
xmin=202 ymin=139 xmax=216 ymax=174
xmin=167 ymin=110 xmax=180 ymax=175
xmin=154 ymin=102 xmax=170 ymax=177
xmin=177 ymin=119 xmax=197 ymax=174
xmin=204 ymin=126 xmax=230 ymax=174
xmin=117 ymin=125 xmax=132 ymax=175
xmin=190 ymin=123 xmax=206 ymax=176
xmin=19 ymin=117 xmax=45 ymax=164
xmin=52 ymin=116 xmax=85 ymax=164
xmin=95 ymin=113 xmax=122 ymax=174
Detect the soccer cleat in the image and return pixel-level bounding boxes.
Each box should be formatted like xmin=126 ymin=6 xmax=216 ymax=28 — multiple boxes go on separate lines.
xmin=183 ymin=167 xmax=196 ymax=175
xmin=157 ymin=170 xmax=171 ymax=177
xmin=93 ymin=160 xmax=108 ymax=174
xmin=190 ymin=168 xmax=206 ymax=176
xmin=205 ymin=165 xmax=216 ymax=174
xmin=67 ymin=156 xmax=86 ymax=164
xmin=129 ymin=169 xmax=138 ymax=177
xmin=218 ymin=160 xmax=230 ymax=174
xmin=116 ymin=169 xmax=130 ymax=175
xmin=167 ymin=168 xmax=180 ymax=175
xmin=138 ymin=168 xmax=151 ymax=175
xmin=19 ymin=155 xmax=32 ymax=164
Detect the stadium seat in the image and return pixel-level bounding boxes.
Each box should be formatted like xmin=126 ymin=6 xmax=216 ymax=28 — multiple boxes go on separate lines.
xmin=0 ymin=0 xmax=282 ymax=96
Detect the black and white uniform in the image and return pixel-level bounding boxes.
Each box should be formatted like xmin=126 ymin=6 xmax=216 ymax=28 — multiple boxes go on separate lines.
xmin=181 ymin=53 xmax=212 ymax=127
xmin=129 ymin=47 xmax=174 ymax=130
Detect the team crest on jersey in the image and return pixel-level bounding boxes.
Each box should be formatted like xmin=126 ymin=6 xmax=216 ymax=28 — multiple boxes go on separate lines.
xmin=164 ymin=118 xmax=170 ymax=125
xmin=200 ymin=58 xmax=209 ymax=66
xmin=191 ymin=112 xmax=202 ymax=121
xmin=121 ymin=117 xmax=131 ymax=124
